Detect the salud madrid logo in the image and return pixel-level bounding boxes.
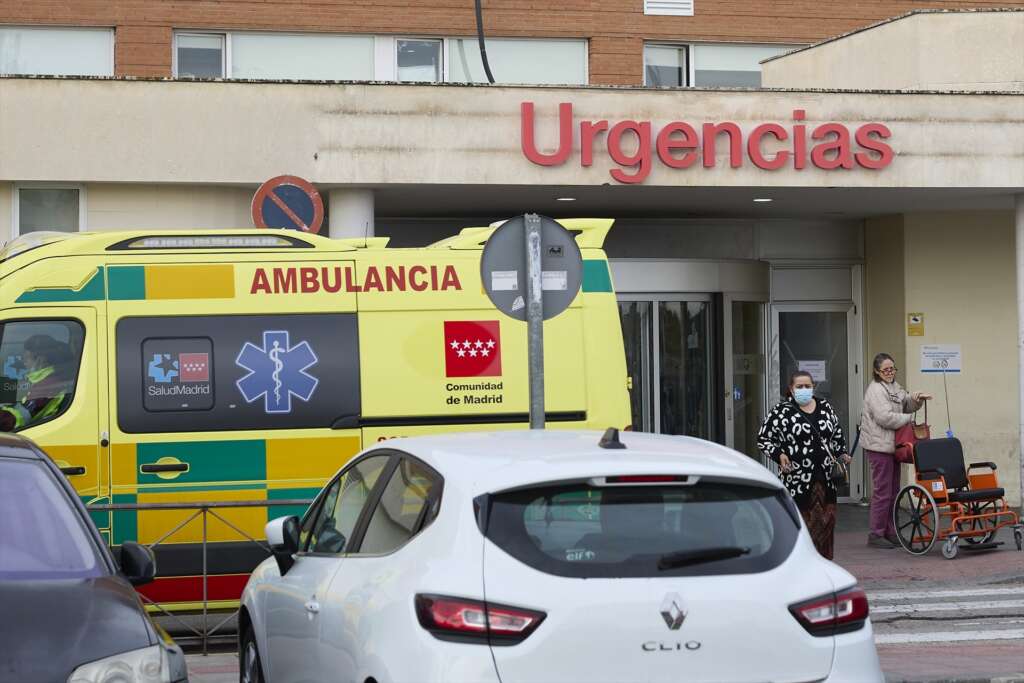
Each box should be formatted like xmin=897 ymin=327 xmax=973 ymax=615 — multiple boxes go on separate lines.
xmin=235 ymin=330 xmax=318 ymax=413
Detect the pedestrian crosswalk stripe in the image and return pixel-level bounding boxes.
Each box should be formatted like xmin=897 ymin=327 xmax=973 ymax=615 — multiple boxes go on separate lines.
xmin=868 ymin=587 xmax=1024 ymax=602
xmin=875 ymin=629 xmax=1024 ymax=644
xmin=873 ymin=599 xmax=1024 ymax=614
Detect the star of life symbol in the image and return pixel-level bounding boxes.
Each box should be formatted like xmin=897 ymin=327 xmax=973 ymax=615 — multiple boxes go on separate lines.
xmin=235 ymin=330 xmax=319 ymax=413
xmin=449 ymin=338 xmax=497 ymax=359
xmin=147 ymin=354 xmax=179 ymax=383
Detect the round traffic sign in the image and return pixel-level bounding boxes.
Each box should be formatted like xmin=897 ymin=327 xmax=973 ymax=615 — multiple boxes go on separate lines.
xmin=251 ymin=175 xmax=324 ymax=234
xmin=481 ymin=214 xmax=583 ymax=321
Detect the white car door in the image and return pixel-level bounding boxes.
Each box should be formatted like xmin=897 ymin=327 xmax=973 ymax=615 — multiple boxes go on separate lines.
xmin=319 ymin=456 xmax=443 ymax=683
xmin=265 ymin=454 xmax=392 ymax=683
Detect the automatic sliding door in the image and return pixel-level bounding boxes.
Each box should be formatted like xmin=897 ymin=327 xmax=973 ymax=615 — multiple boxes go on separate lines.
xmin=618 ymin=301 xmax=653 ymax=432
xmin=658 ymin=301 xmax=712 ymax=439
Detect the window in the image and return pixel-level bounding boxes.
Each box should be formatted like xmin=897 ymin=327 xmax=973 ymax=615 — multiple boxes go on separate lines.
xmin=231 ymin=32 xmax=374 ymax=80
xmin=692 ymin=43 xmax=800 ymax=87
xmin=0 ymin=320 xmax=85 ymax=432
xmin=644 ymin=45 xmax=688 ymax=87
xmin=175 ymin=33 xmax=225 ymax=78
xmin=307 ymin=455 xmax=391 ymax=554
xmin=0 ymin=459 xmax=104 ymax=578
xmin=0 ymin=26 xmax=113 ymax=76
xmin=397 ymin=39 xmax=442 ymax=83
xmin=359 ymin=457 xmax=440 ymax=554
xmin=485 ymin=481 xmax=798 ymax=578
xmin=116 ymin=314 xmax=360 ymax=433
xmin=448 ymin=38 xmax=587 ymax=85
xmin=14 ymin=185 xmax=84 ymax=236
xmin=644 ymin=0 xmax=694 ymax=16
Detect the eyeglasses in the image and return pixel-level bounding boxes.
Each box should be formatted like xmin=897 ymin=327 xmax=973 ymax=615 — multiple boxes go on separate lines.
xmin=880 ymin=366 xmax=898 ymax=374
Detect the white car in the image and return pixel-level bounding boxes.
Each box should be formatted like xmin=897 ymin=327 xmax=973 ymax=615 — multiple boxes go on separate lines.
xmin=239 ymin=429 xmax=883 ymax=683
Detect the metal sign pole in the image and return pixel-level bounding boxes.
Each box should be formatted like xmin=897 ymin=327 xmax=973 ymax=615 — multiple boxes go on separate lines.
xmin=524 ymin=213 xmax=545 ymax=429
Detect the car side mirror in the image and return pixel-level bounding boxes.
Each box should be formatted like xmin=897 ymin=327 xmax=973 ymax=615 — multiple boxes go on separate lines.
xmin=266 ymin=516 xmax=300 ymax=576
xmin=120 ymin=542 xmax=156 ymax=586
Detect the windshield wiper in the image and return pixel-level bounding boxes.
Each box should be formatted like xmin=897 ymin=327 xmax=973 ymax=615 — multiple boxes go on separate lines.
xmin=657 ymin=546 xmax=751 ymax=570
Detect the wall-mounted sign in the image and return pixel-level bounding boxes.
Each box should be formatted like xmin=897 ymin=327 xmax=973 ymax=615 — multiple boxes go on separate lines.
xmin=921 ymin=344 xmax=961 ymax=373
xmin=520 ymin=102 xmax=894 ymax=184
xmin=798 ymin=360 xmax=827 ymax=383
xmin=251 ymin=175 xmax=324 ymax=234
xmin=907 ymin=312 xmax=924 ymax=336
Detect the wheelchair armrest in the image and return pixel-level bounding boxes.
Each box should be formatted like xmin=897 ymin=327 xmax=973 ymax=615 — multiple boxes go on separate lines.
xmin=968 ymin=461 xmax=997 ymax=471
xmin=917 ymin=467 xmax=945 ymax=480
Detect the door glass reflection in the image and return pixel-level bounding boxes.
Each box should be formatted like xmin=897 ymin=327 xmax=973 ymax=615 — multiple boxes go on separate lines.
xmin=618 ymin=301 xmax=652 ymax=432
xmin=659 ymin=301 xmax=711 ymax=439
xmin=731 ymin=302 xmax=765 ymax=459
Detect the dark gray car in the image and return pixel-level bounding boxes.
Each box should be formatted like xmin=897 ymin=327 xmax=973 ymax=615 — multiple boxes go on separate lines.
xmin=0 ymin=433 xmax=188 ymax=683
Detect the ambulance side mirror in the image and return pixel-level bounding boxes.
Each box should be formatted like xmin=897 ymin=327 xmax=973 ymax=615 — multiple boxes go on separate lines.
xmin=266 ymin=516 xmax=300 ymax=576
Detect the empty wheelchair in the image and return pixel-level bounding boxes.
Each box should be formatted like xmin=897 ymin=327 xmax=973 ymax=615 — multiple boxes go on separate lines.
xmin=893 ymin=438 xmax=1023 ymax=559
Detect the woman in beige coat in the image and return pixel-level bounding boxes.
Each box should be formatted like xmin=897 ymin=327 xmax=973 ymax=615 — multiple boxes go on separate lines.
xmin=861 ymin=353 xmax=931 ymax=548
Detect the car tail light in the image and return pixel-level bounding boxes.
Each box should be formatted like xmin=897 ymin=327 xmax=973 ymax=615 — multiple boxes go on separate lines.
xmin=790 ymin=586 xmax=869 ymax=636
xmin=415 ymin=594 xmax=546 ymax=645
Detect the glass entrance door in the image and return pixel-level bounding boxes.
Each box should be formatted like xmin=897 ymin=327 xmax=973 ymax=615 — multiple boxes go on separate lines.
xmin=618 ymin=297 xmax=714 ymax=439
xmin=724 ymin=299 xmax=767 ymax=458
xmin=771 ymin=304 xmax=863 ymax=501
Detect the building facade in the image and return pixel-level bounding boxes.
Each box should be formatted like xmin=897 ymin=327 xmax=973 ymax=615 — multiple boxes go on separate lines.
xmin=1 ymin=3 xmax=1023 ymax=505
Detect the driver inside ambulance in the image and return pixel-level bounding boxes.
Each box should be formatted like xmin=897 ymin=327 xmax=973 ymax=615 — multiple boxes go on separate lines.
xmin=0 ymin=335 xmax=75 ymax=432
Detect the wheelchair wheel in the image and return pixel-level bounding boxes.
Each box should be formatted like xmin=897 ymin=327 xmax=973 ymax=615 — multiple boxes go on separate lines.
xmin=894 ymin=484 xmax=939 ymax=555
xmin=963 ymin=501 xmax=998 ymax=544
xmin=941 ymin=536 xmax=959 ymax=560
xmin=1015 ymin=527 xmax=1023 ymax=551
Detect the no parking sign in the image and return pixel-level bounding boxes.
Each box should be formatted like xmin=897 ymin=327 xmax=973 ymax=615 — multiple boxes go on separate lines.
xmin=251 ymin=175 xmax=324 ymax=234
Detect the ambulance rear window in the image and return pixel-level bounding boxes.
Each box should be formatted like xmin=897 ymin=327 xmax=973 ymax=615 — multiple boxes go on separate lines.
xmin=116 ymin=314 xmax=360 ymax=433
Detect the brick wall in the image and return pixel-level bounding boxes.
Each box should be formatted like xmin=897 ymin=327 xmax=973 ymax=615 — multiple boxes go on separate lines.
xmin=2 ymin=0 xmax=1021 ymax=84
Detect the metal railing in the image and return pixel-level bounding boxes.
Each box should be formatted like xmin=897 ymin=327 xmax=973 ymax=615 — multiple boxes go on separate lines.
xmin=88 ymin=499 xmax=312 ymax=655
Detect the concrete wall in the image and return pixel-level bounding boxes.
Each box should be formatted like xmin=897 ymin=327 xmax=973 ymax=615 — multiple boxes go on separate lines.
xmin=1 ymin=79 xmax=1022 ymax=190
xmin=902 ymin=211 xmax=1020 ymax=506
xmin=864 ymin=215 xmax=906 ymax=375
xmin=86 ymin=184 xmax=253 ymax=231
xmin=764 ymin=10 xmax=1024 ymax=91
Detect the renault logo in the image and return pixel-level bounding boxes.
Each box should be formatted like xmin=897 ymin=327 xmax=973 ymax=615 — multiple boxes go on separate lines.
xmin=660 ymin=593 xmax=687 ymax=630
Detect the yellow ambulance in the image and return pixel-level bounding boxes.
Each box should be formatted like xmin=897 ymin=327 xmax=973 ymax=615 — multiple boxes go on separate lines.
xmin=0 ymin=220 xmax=629 ymax=604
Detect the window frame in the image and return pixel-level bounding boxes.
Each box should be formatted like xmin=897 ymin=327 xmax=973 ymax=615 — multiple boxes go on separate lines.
xmin=0 ymin=317 xmax=87 ymax=433
xmin=642 ymin=43 xmax=692 ymax=88
xmin=12 ymin=183 xmax=87 ymax=237
xmin=298 ymin=451 xmax=398 ymax=557
xmin=172 ymin=31 xmax=228 ymax=78
xmin=394 ymin=36 xmax=445 ymax=83
xmin=0 ymin=25 xmax=114 ymax=77
xmin=352 ymin=453 xmax=444 ymax=556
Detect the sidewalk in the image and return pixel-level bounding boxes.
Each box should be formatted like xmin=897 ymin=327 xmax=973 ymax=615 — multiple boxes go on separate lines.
xmin=833 ymin=503 xmax=1024 ymax=683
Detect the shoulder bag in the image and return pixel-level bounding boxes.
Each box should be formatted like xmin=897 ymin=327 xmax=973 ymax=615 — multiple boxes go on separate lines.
xmin=894 ymin=402 xmax=929 ymax=464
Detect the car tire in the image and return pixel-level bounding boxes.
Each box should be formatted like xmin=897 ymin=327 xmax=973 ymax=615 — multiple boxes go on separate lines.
xmin=240 ymin=627 xmax=265 ymax=683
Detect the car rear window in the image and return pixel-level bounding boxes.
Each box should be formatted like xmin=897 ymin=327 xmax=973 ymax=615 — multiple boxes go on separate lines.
xmin=0 ymin=458 xmax=104 ymax=579
xmin=484 ymin=481 xmax=798 ymax=578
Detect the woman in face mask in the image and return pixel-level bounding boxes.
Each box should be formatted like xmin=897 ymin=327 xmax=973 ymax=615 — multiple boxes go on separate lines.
xmin=757 ymin=370 xmax=851 ymax=559
xmin=861 ymin=353 xmax=931 ymax=548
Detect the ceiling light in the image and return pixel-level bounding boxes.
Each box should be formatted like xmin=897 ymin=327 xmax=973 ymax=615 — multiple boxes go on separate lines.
xmin=556 ymin=197 xmax=576 ymax=202
xmin=753 ymin=198 xmax=773 ymax=203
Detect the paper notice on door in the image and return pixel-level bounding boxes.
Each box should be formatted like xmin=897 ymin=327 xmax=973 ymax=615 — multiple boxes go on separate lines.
xmin=542 ymin=270 xmax=568 ymax=291
xmin=798 ymin=360 xmax=827 ymax=382
xmin=491 ymin=270 xmax=519 ymax=291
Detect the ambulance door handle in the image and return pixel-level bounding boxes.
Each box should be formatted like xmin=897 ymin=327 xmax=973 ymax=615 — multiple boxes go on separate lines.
xmin=141 ymin=463 xmax=188 ymax=473
xmin=60 ymin=466 xmax=86 ymax=477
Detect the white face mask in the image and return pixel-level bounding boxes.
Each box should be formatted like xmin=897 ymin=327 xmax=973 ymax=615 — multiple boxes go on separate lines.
xmin=793 ymin=387 xmax=814 ymax=406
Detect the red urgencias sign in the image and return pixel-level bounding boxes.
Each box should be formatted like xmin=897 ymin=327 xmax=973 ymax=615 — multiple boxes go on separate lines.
xmin=520 ymin=102 xmax=894 ymax=184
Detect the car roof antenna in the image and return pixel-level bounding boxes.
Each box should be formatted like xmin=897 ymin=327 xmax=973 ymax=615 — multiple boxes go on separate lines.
xmin=599 ymin=427 xmax=626 ymax=450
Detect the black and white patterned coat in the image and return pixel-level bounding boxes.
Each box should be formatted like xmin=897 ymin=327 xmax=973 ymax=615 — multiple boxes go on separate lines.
xmin=756 ymin=396 xmax=847 ymax=507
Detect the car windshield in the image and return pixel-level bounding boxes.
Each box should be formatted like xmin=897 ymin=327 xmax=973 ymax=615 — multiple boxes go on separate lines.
xmin=0 ymin=458 xmax=104 ymax=579
xmin=485 ymin=480 xmax=798 ymax=578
